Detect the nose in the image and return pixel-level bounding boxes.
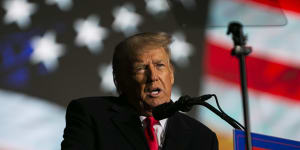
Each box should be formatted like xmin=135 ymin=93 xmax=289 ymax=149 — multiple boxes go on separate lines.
xmin=147 ymin=64 xmax=158 ymax=82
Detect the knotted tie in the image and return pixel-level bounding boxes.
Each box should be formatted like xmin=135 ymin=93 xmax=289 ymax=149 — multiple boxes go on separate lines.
xmin=144 ymin=116 xmax=159 ymax=150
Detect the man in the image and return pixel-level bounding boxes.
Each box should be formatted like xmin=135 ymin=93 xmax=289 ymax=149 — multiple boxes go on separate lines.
xmin=61 ymin=32 xmax=218 ymax=150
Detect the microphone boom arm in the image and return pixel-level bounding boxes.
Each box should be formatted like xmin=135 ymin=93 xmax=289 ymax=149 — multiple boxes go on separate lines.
xmin=153 ymin=94 xmax=245 ymax=130
xmin=191 ymin=101 xmax=243 ymax=130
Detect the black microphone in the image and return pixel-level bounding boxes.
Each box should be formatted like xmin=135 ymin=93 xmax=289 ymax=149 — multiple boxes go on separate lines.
xmin=152 ymin=94 xmax=213 ymax=120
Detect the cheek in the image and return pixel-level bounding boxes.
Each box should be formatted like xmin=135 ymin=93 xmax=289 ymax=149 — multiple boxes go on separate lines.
xmin=165 ymin=77 xmax=174 ymax=96
xmin=130 ymin=78 xmax=146 ymax=96
xmin=133 ymin=73 xmax=147 ymax=83
xmin=166 ymin=74 xmax=174 ymax=86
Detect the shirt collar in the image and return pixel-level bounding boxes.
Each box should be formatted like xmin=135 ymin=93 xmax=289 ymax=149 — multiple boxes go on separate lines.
xmin=139 ymin=116 xmax=167 ymax=127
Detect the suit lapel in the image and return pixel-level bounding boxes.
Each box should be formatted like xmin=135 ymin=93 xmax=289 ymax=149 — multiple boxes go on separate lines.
xmin=111 ymin=102 xmax=149 ymax=150
xmin=162 ymin=113 xmax=194 ymax=150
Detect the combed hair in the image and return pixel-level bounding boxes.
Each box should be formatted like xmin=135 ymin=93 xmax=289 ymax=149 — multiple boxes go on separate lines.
xmin=112 ymin=32 xmax=173 ymax=94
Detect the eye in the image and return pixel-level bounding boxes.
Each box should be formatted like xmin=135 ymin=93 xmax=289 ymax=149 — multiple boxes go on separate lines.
xmin=156 ymin=63 xmax=165 ymax=68
xmin=136 ymin=67 xmax=143 ymax=71
xmin=134 ymin=65 xmax=146 ymax=73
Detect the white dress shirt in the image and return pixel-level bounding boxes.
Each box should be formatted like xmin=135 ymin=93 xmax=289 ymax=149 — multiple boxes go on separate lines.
xmin=140 ymin=116 xmax=168 ymax=149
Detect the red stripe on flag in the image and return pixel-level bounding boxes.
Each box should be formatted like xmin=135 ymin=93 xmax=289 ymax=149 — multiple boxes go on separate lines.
xmin=279 ymin=0 xmax=300 ymax=14
xmin=253 ymin=147 xmax=270 ymax=150
xmin=234 ymin=0 xmax=300 ymax=14
xmin=237 ymin=0 xmax=281 ymax=8
xmin=204 ymin=40 xmax=300 ymax=103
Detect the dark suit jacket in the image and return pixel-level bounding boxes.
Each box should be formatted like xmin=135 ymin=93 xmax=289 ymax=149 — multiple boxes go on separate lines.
xmin=61 ymin=96 xmax=218 ymax=150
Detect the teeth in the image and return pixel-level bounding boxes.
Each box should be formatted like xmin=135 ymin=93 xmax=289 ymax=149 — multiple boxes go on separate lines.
xmin=151 ymin=91 xmax=159 ymax=95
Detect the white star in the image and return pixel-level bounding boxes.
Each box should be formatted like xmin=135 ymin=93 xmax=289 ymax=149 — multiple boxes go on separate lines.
xmin=30 ymin=31 xmax=66 ymax=72
xmin=112 ymin=3 xmax=143 ymax=36
xmin=169 ymin=32 xmax=194 ymax=67
xmin=2 ymin=0 xmax=37 ymax=29
xmin=45 ymin=0 xmax=73 ymax=11
xmin=98 ymin=63 xmax=117 ymax=94
xmin=145 ymin=0 xmax=169 ymax=15
xmin=74 ymin=15 xmax=108 ymax=54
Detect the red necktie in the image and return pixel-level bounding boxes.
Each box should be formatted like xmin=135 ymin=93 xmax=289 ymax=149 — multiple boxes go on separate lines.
xmin=144 ymin=116 xmax=159 ymax=150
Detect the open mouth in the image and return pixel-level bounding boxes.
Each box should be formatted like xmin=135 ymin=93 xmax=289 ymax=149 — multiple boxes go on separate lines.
xmin=148 ymin=88 xmax=161 ymax=97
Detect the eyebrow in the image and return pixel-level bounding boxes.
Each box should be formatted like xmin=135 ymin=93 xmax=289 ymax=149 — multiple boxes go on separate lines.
xmin=154 ymin=60 xmax=165 ymax=63
xmin=133 ymin=59 xmax=166 ymax=64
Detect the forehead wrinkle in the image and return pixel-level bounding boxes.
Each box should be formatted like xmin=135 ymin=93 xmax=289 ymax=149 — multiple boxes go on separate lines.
xmin=133 ymin=57 xmax=167 ymax=65
xmin=128 ymin=47 xmax=171 ymax=65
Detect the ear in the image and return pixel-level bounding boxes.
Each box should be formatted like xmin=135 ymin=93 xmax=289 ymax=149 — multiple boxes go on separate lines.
xmin=171 ymin=72 xmax=174 ymax=85
xmin=170 ymin=64 xmax=174 ymax=85
xmin=113 ymin=74 xmax=122 ymax=94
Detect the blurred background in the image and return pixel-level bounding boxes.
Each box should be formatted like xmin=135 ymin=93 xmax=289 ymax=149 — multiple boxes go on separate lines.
xmin=0 ymin=0 xmax=299 ymax=149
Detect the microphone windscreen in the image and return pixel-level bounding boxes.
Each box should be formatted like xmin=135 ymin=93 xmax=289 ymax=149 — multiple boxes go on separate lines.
xmin=152 ymin=101 xmax=174 ymax=120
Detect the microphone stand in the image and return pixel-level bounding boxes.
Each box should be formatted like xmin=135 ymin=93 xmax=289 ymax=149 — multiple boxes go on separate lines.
xmin=190 ymin=101 xmax=243 ymax=130
xmin=227 ymin=22 xmax=252 ymax=150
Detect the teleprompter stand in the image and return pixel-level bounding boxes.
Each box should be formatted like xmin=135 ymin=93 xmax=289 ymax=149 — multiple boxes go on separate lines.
xmin=227 ymin=22 xmax=252 ymax=150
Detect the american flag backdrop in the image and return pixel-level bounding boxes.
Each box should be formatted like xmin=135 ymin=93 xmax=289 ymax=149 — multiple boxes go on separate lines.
xmin=0 ymin=0 xmax=208 ymax=149
xmin=0 ymin=0 xmax=299 ymax=150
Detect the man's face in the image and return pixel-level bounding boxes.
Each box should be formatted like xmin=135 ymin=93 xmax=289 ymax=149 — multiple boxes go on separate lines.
xmin=120 ymin=47 xmax=174 ymax=116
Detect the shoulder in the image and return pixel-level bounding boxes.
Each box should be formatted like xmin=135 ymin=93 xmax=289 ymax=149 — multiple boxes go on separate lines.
xmin=69 ymin=96 xmax=119 ymax=106
xmin=171 ymin=112 xmax=216 ymax=135
xmin=166 ymin=112 xmax=219 ymax=149
xmin=66 ymin=96 xmax=121 ymax=115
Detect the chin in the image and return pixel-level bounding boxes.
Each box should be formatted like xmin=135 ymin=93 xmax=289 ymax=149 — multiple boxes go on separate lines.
xmin=150 ymin=100 xmax=167 ymax=107
xmin=143 ymin=96 xmax=170 ymax=107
